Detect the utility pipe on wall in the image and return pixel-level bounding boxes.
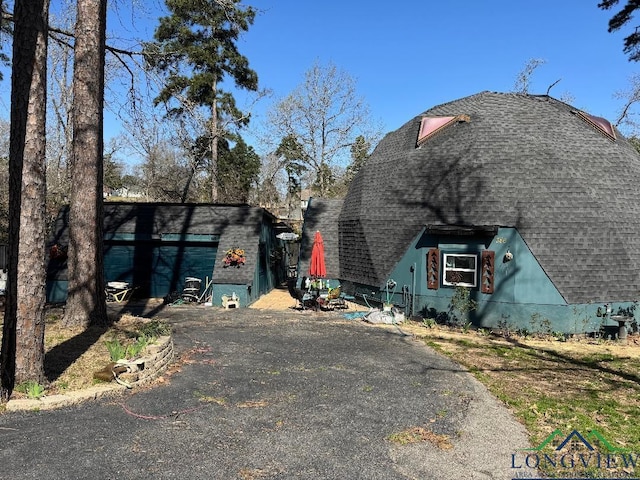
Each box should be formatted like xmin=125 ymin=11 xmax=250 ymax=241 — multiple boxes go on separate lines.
xmin=411 ymin=263 xmax=416 ymax=317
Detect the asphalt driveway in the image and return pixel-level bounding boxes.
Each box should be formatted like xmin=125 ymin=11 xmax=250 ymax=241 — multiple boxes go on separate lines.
xmin=0 ymin=305 xmax=530 ymax=479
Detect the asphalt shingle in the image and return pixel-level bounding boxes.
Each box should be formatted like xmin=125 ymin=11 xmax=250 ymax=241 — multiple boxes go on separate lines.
xmin=49 ymin=203 xmax=273 ymax=287
xmin=298 ymin=198 xmax=344 ymax=280
xmin=336 ymin=92 xmax=640 ymax=303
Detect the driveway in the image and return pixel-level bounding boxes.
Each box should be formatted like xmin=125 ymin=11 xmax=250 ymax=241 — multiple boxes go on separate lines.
xmin=0 ymin=303 xmax=530 ymax=479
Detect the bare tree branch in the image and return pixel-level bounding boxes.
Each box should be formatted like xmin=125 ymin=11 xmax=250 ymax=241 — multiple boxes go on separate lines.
xmin=513 ymin=58 xmax=546 ymax=94
xmin=546 ymin=78 xmax=561 ymax=96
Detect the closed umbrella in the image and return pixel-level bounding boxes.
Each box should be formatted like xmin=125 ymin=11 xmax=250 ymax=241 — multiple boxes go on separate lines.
xmin=309 ymin=230 xmax=326 ymax=279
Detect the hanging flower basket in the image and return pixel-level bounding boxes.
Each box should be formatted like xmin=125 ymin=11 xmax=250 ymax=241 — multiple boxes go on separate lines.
xmin=224 ymin=247 xmax=246 ymax=268
xmin=49 ymin=243 xmax=68 ymax=261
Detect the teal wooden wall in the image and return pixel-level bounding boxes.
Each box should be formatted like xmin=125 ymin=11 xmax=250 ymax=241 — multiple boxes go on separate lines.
xmin=212 ymin=284 xmax=249 ymax=307
xmin=47 ymin=236 xmax=218 ymax=303
xmin=211 ymin=218 xmax=285 ymax=308
xmin=354 ymin=227 xmax=637 ymax=334
xmin=104 ymin=239 xmax=217 ymax=299
xmin=46 ymin=280 xmax=68 ymax=304
xmin=250 ymin=220 xmax=285 ymax=305
xmin=45 ymin=206 xmax=286 ymax=306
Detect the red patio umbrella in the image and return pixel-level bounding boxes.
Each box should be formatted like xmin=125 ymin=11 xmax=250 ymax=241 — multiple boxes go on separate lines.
xmin=309 ymin=230 xmax=326 ymax=278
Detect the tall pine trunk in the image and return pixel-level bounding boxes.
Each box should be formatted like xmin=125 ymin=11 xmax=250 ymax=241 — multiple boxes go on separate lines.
xmin=1 ymin=0 xmax=50 ymax=401
xmin=210 ymin=80 xmax=218 ymax=203
xmin=65 ymin=0 xmax=108 ymax=327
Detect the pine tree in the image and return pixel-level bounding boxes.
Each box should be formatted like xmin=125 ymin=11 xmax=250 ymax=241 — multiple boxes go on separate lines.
xmin=345 ymin=135 xmax=371 ymax=183
xmin=64 ymin=0 xmax=108 ymax=327
xmin=599 ymin=1 xmax=640 ymax=61
xmin=275 ymin=135 xmax=308 ymax=218
xmin=1 ymin=0 xmax=50 ymax=400
xmin=217 ymin=137 xmax=260 ymax=203
xmin=145 ymin=0 xmax=259 ymax=202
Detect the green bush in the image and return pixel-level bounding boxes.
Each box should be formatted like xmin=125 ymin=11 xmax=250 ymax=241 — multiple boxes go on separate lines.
xmin=422 ymin=318 xmax=436 ymax=328
xmin=448 ymin=285 xmax=477 ymax=327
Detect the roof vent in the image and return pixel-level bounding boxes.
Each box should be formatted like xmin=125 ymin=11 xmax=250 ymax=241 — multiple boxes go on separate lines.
xmin=572 ymin=110 xmax=616 ymax=140
xmin=417 ymin=114 xmax=470 ymax=147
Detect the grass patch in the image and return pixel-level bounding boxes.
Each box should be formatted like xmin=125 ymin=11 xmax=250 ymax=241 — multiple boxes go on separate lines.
xmin=137 ymin=320 xmax=172 ymax=338
xmin=0 ymin=302 xmax=171 ymax=399
xmin=388 ymin=426 xmax=453 ymax=450
xmin=15 ymin=381 xmax=46 ymax=399
xmin=401 ymin=321 xmax=640 ymax=478
xmin=237 ymin=400 xmax=269 ymax=408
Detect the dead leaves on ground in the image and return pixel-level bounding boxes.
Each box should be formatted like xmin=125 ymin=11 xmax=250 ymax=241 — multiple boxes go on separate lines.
xmin=388 ymin=426 xmax=453 ymax=450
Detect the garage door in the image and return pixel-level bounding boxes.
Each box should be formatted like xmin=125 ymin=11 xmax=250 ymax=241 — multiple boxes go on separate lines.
xmin=104 ymin=240 xmax=217 ymax=299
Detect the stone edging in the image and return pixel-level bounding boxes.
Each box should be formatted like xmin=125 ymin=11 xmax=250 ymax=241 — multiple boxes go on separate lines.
xmin=116 ymin=335 xmax=174 ymax=387
xmin=4 ymin=335 xmax=174 ymax=413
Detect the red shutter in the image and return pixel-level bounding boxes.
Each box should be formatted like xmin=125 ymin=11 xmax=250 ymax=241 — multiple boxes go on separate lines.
xmin=427 ymin=248 xmax=440 ymax=290
xmin=481 ymin=250 xmax=495 ymax=294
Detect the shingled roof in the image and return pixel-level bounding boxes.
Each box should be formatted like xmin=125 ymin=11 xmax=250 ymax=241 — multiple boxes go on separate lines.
xmin=49 ymin=203 xmax=271 ymax=286
xmin=339 ymin=91 xmax=640 ymax=303
xmin=298 ymin=198 xmax=344 ymax=279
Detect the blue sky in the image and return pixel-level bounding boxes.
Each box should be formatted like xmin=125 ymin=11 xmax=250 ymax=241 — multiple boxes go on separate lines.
xmin=231 ymin=0 xmax=638 ymax=137
xmin=3 ymin=1 xmax=639 ymax=155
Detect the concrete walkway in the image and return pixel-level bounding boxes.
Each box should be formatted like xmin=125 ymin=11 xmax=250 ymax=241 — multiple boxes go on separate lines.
xmin=248 ymin=285 xmax=370 ymax=311
xmin=248 ymin=285 xmax=305 ymax=309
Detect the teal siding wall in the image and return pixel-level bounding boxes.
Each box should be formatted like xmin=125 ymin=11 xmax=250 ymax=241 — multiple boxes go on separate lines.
xmin=251 ymin=220 xmax=286 ymax=305
xmin=46 ymin=236 xmax=219 ymax=304
xmin=46 ymin=280 xmax=68 ymax=304
xmin=212 ymin=284 xmax=250 ymax=307
xmin=104 ymin=240 xmax=217 ymax=299
xmin=210 ymin=217 xmax=285 ymax=308
xmin=103 ymin=243 xmax=135 ymax=285
xmin=347 ymin=227 xmax=636 ymax=334
xmin=490 ymin=228 xmax=565 ymax=305
xmin=255 ymin=226 xmax=270 ymax=301
xmin=44 ymin=205 xmax=284 ymax=306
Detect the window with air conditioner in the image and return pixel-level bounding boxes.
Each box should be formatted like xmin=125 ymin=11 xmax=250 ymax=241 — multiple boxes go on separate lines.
xmin=442 ymin=253 xmax=477 ymax=288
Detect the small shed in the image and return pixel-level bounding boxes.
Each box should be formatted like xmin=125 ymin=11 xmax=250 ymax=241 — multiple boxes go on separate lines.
xmin=47 ymin=202 xmax=288 ymax=307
